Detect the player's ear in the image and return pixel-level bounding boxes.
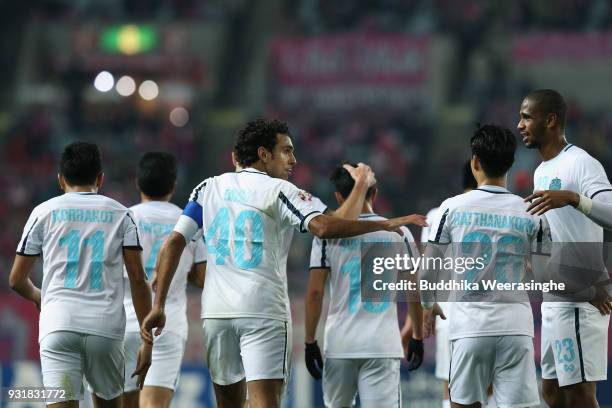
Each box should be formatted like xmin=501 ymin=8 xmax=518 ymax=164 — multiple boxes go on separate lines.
xmin=470 ymin=156 xmax=479 ymax=174
xmin=96 ymin=172 xmax=105 ymax=191
xmin=334 ymin=191 xmax=344 ymax=206
xmin=58 ymin=173 xmax=66 ymax=192
xmin=545 ymin=113 xmax=557 ymax=129
xmin=257 ymin=146 xmax=270 ymax=163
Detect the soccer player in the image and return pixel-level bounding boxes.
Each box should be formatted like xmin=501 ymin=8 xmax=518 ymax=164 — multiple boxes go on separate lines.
xmin=422 ymin=125 xmax=551 ymax=407
xmin=122 ymin=152 xmax=207 ymax=408
xmin=518 ymin=89 xmax=612 ymax=408
xmin=419 ymin=160 xmax=477 ymax=408
xmin=8 ymin=142 xmax=152 ymax=408
xmin=304 ymin=162 xmax=424 ymax=408
xmin=142 ymin=119 xmax=426 ymax=408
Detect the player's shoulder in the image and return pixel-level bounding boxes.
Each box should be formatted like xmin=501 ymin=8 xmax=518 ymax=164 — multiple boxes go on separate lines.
xmin=564 ymin=144 xmax=604 ymax=169
xmin=438 ymin=192 xmax=468 ymax=211
xmin=92 ymin=194 xmax=130 ymax=211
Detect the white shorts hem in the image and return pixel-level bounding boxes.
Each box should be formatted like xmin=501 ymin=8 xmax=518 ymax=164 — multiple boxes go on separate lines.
xmin=211 ymin=374 xmax=246 ymax=386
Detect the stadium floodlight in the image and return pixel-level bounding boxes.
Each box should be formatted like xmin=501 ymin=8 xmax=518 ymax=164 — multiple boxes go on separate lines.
xmin=116 ymin=76 xmax=136 ymax=97
xmin=93 ymin=71 xmax=114 ymax=92
xmin=169 ymin=107 xmax=189 ymax=127
xmin=139 ymin=80 xmax=159 ymax=101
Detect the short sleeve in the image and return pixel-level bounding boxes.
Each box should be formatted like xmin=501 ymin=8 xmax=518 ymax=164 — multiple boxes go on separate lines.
xmin=310 ymin=195 xmax=328 ymax=214
xmin=420 ymin=207 xmax=440 ymax=244
xmin=122 ymin=211 xmax=142 ymax=249
xmin=16 ymin=209 xmax=44 ymax=256
xmin=309 ymin=237 xmax=330 ymax=269
xmin=277 ymin=182 xmax=322 ymax=233
xmin=427 ymin=204 xmax=451 ymax=244
xmin=401 ymin=227 xmax=419 ymax=258
xmin=578 ymin=155 xmax=612 ymax=199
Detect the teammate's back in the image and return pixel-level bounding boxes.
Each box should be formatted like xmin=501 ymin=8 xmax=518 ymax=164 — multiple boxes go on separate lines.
xmin=21 ymin=192 xmax=139 ymax=341
xmin=10 ymin=141 xmax=151 ymax=406
xmin=429 ymin=187 xmax=548 ymax=338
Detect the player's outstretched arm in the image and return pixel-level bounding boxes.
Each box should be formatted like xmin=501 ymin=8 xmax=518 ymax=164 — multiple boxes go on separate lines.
xmin=525 ymin=190 xmax=612 ymax=230
xmin=332 ymin=163 xmax=376 ymax=219
xmin=8 ymin=255 xmax=41 ymax=310
xmin=187 ymin=262 xmax=206 ymax=289
xmin=304 ymin=268 xmax=328 ymax=380
xmin=308 ymin=213 xmax=427 ymax=239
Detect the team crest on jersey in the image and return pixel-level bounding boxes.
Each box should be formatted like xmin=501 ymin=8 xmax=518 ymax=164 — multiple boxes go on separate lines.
xmin=298 ymin=190 xmax=313 ymax=202
xmin=549 ymin=177 xmax=562 ymax=190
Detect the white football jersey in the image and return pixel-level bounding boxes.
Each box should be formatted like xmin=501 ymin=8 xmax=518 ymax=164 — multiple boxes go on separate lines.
xmin=124 ymin=201 xmax=206 ymax=339
xmin=533 ymin=144 xmax=611 ymax=307
xmin=428 ymin=186 xmax=551 ymax=340
xmin=180 ymin=168 xmax=322 ymax=321
xmin=310 ymin=214 xmax=417 ymax=358
xmin=533 ymin=144 xmax=611 ymax=243
xmin=16 ymin=192 xmax=141 ymax=342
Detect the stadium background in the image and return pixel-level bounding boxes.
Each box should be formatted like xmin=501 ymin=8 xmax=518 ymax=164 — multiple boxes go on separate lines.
xmin=0 ymin=1 xmax=611 ymax=407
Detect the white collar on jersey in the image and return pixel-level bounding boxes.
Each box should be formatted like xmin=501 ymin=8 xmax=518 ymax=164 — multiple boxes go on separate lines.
xmin=476 ymin=185 xmax=511 ymax=194
xmin=238 ymin=167 xmax=268 ymax=176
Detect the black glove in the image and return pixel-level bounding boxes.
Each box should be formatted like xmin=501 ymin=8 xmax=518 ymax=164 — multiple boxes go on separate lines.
xmin=305 ymin=341 xmax=324 ymax=379
xmin=406 ymin=338 xmax=424 ymax=371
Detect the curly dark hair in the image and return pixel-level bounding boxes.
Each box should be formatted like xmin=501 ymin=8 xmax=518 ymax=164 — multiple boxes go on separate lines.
xmin=233 ymin=119 xmax=290 ymax=167
xmin=470 ymin=124 xmax=516 ymax=178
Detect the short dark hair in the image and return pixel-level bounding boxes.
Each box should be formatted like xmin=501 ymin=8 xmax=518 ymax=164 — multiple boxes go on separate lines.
xmin=330 ymin=161 xmax=376 ymax=200
xmin=60 ymin=142 xmax=102 ymax=186
xmin=233 ymin=119 xmax=290 ymax=167
xmin=526 ymin=89 xmax=567 ymax=129
xmin=470 ymin=124 xmax=517 ymax=178
xmin=137 ymin=152 xmax=177 ymax=198
xmin=462 ymin=159 xmax=478 ymax=191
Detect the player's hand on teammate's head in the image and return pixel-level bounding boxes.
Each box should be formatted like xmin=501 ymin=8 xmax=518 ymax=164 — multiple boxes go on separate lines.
xmin=406 ymin=338 xmax=424 ymax=371
xmin=524 ymin=190 xmax=580 ymax=215
xmin=132 ymin=342 xmax=153 ymax=390
xmin=343 ymin=162 xmax=377 ymax=188
xmin=141 ymin=307 xmax=166 ymax=345
xmin=304 ymin=341 xmax=324 ymax=380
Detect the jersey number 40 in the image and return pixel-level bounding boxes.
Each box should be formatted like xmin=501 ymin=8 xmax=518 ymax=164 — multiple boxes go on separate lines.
xmin=205 ymin=208 xmax=263 ymax=269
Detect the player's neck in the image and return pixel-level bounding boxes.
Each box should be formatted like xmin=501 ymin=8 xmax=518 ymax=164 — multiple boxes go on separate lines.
xmin=248 ymin=162 xmax=268 ymax=174
xmin=63 ymin=185 xmax=97 ymax=193
xmin=361 ymin=202 xmax=374 ymax=214
xmin=140 ymin=193 xmax=171 ymax=203
xmin=478 ymin=177 xmax=506 ymax=189
xmin=539 ymin=135 xmax=568 ymax=161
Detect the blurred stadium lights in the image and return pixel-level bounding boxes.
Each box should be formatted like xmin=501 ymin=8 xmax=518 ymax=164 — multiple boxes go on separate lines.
xmin=116 ymin=76 xmax=136 ymax=97
xmin=169 ymin=107 xmax=189 ymax=127
xmin=93 ymin=71 xmax=114 ymax=92
xmin=101 ymin=25 xmax=158 ymax=55
xmin=138 ymin=80 xmax=159 ymax=101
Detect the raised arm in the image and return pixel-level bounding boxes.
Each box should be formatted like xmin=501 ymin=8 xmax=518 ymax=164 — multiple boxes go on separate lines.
xmin=332 ymin=163 xmax=376 ymax=219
